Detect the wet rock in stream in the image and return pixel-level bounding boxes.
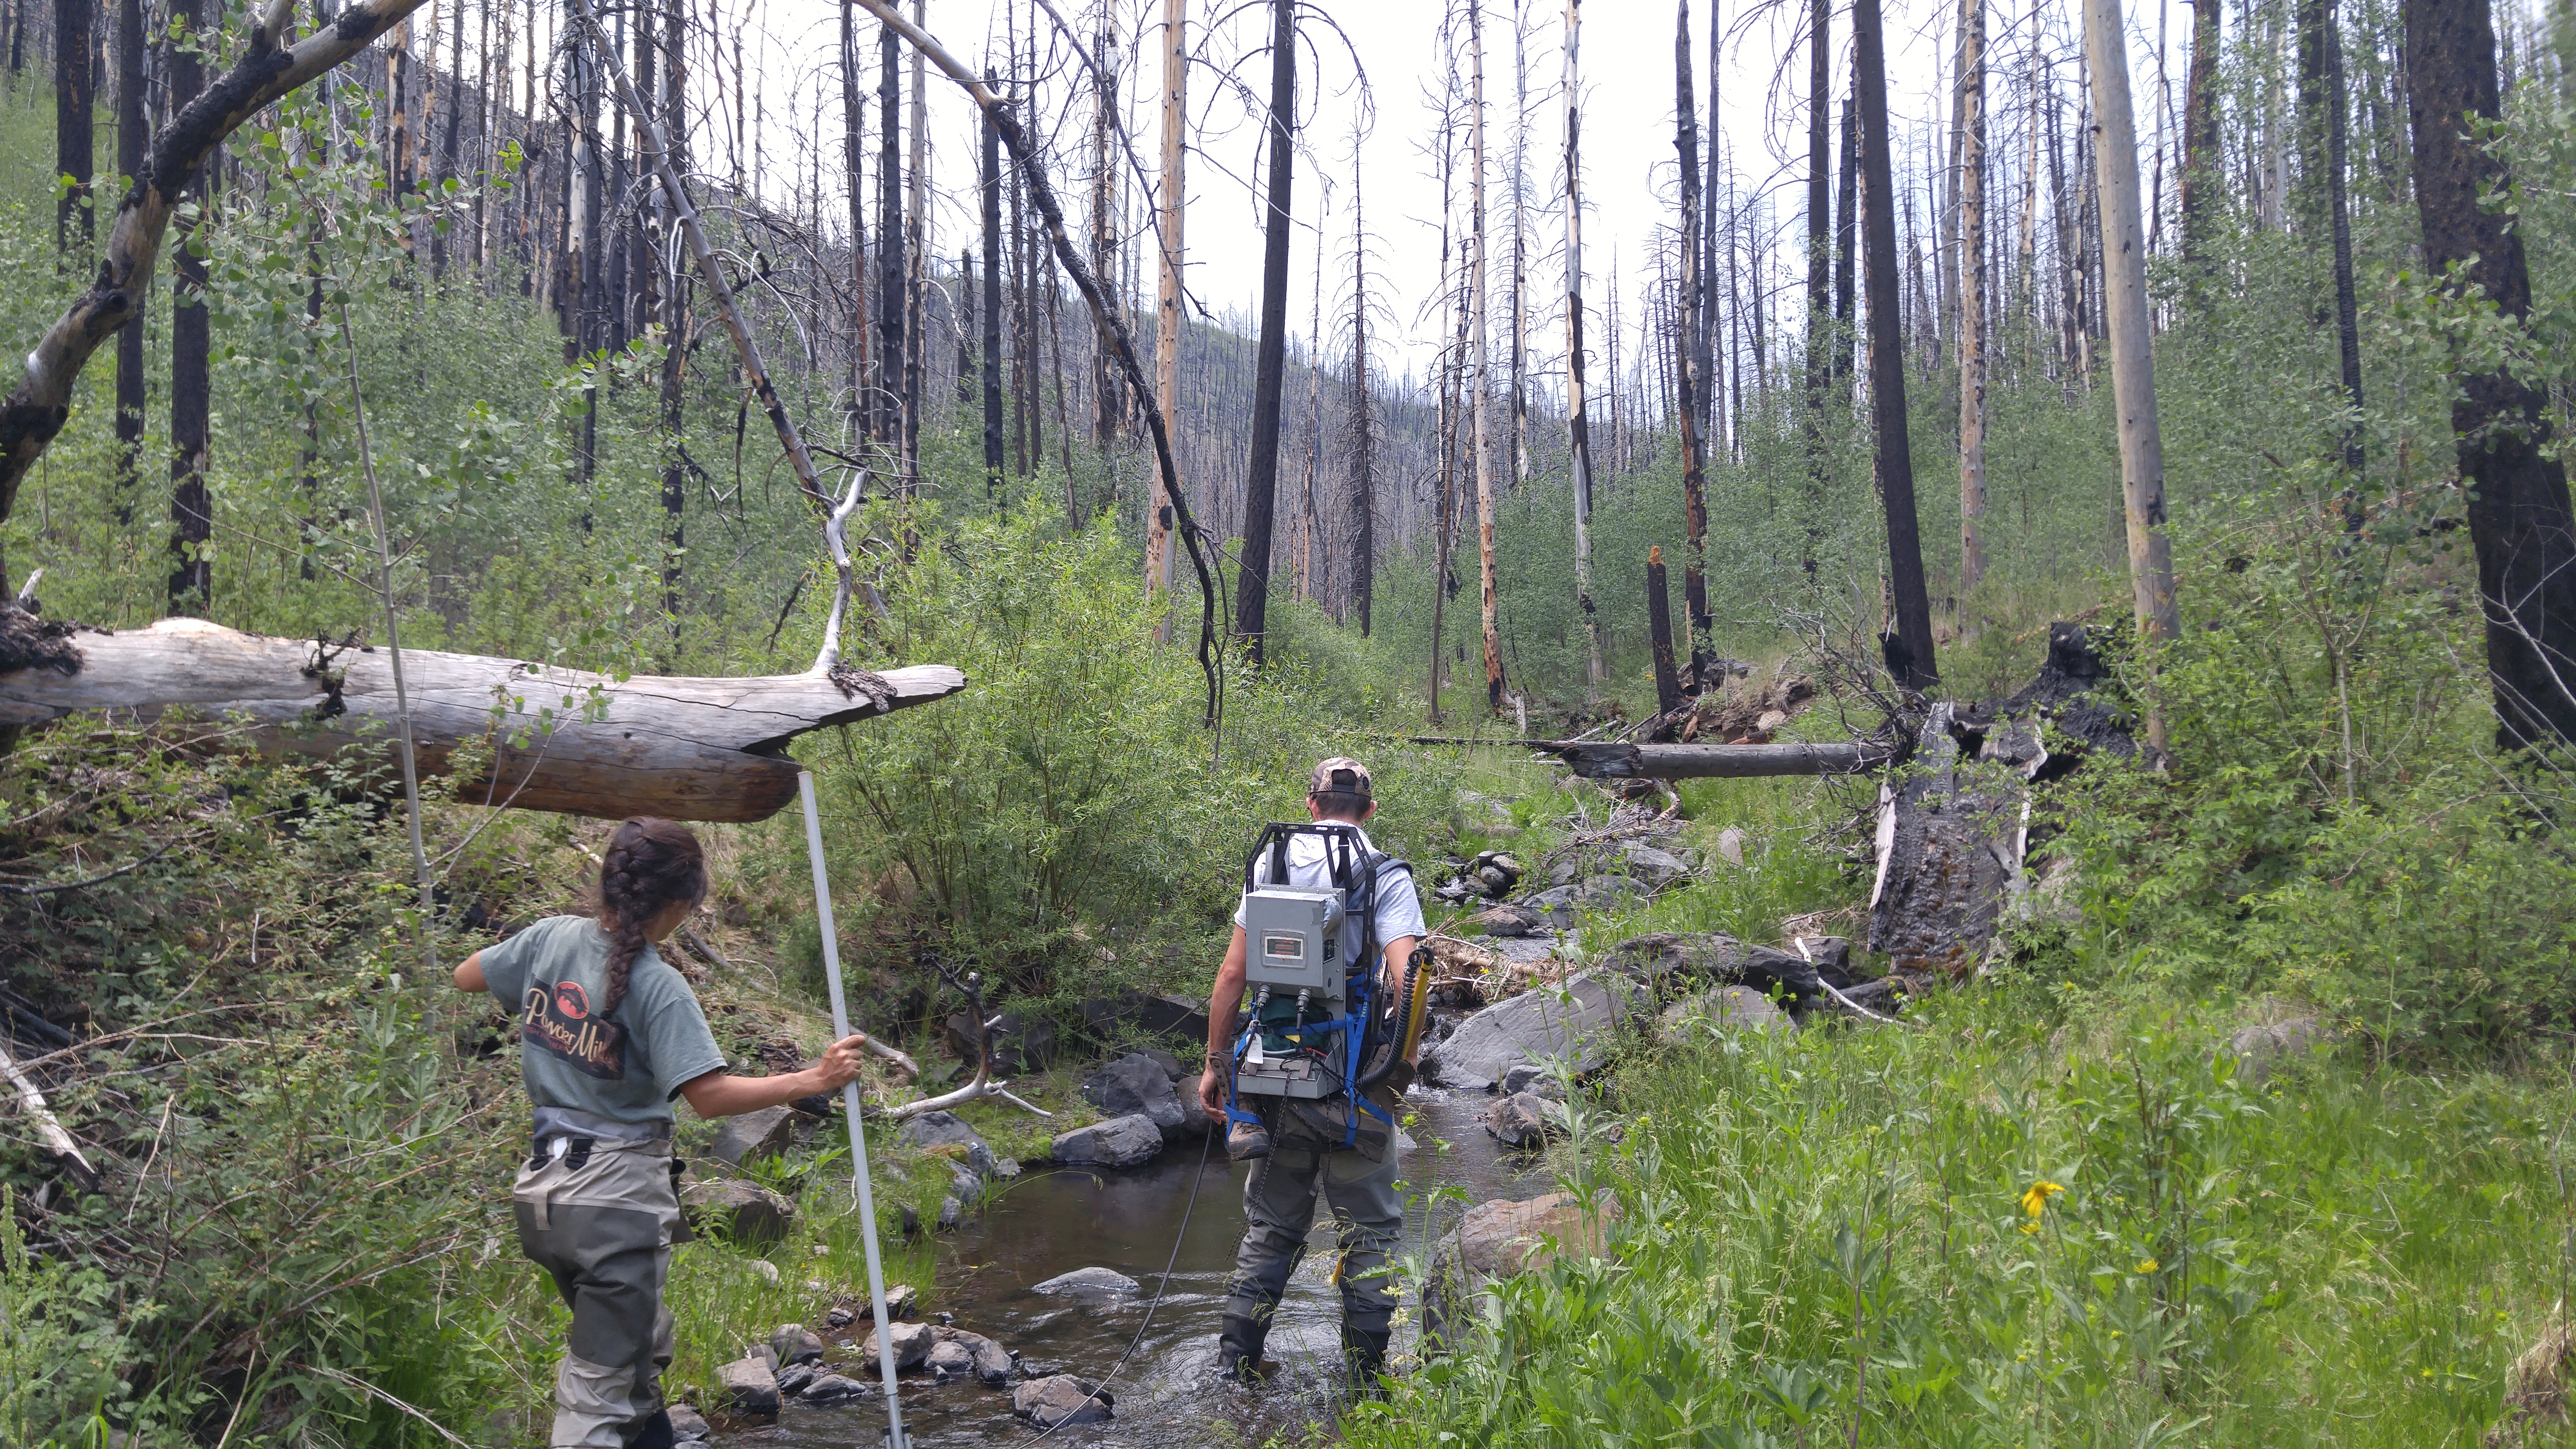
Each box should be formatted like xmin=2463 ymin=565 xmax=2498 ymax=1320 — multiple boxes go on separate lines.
xmin=716 ymin=1356 xmax=781 ymax=1417
xmin=1029 ymin=1266 xmax=1143 ymax=1299
xmin=1013 ymin=1374 xmax=1113 ymax=1427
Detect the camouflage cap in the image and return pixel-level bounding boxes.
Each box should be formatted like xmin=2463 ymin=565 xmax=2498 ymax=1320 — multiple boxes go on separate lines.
xmin=1307 ymin=757 xmax=1373 ymax=800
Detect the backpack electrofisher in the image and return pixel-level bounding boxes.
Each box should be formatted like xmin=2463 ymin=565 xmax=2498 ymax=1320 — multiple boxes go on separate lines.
xmin=1226 ymin=823 xmax=1432 ymax=1144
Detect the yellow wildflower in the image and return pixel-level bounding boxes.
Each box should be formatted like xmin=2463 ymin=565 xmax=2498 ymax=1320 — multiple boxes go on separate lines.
xmin=2135 ymin=1257 xmax=2159 ymax=1274
xmin=2018 ymin=1180 xmax=2066 ymax=1233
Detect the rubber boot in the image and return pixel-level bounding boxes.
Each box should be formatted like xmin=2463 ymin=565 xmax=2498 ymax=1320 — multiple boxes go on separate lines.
xmin=1215 ymin=1312 xmax=1270 ymax=1382
xmin=1342 ymin=1324 xmax=1392 ymax=1392
xmin=623 ymin=1409 xmax=676 ymax=1449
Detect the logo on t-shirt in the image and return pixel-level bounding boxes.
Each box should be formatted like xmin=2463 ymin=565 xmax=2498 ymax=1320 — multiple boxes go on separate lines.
xmin=523 ymin=981 xmax=628 ymax=1079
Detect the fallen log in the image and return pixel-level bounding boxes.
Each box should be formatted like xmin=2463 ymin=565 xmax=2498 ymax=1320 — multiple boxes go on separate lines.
xmin=1549 ymin=740 xmax=1891 ymax=780
xmin=0 ymin=618 xmax=965 ymax=823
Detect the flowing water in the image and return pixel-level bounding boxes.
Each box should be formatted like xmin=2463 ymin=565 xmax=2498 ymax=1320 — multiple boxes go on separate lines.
xmin=724 ymin=1088 xmax=1546 ymax=1448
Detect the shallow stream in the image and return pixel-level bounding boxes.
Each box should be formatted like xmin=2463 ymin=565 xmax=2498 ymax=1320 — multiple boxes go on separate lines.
xmin=723 ymin=1088 xmax=1545 ymax=1448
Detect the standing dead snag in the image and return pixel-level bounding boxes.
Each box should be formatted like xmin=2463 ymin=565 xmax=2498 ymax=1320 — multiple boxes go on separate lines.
xmin=853 ymin=0 xmax=1223 ymax=728
xmin=1564 ymin=0 xmax=1601 ymax=697
xmin=1234 ymin=0 xmax=1299 ymax=667
xmin=1 ymin=0 xmax=436 ymax=525
xmin=1852 ymin=0 xmax=1940 ymax=690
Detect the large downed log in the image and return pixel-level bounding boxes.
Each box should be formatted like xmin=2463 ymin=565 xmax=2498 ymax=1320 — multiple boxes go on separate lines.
xmin=1550 ymin=740 xmax=1891 ymax=780
xmin=0 ymin=619 xmax=964 ymax=822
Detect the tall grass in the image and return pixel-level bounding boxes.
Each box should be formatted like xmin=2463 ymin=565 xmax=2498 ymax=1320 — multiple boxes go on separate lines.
xmin=1351 ymin=991 xmax=2573 ymax=1449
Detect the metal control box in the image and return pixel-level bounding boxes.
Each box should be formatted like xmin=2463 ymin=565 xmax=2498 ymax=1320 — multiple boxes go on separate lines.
xmin=1240 ymin=885 xmax=1345 ymax=996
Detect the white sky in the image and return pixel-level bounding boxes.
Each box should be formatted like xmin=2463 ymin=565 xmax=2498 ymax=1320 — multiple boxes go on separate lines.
xmin=715 ymin=0 xmax=2183 ymax=383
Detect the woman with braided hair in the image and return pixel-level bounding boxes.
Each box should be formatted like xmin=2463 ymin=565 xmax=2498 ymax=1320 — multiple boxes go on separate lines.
xmin=453 ymin=818 xmax=871 ymax=1449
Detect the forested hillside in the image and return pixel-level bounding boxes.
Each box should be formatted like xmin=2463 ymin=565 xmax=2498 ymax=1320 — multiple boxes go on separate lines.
xmin=0 ymin=0 xmax=2571 ymax=1442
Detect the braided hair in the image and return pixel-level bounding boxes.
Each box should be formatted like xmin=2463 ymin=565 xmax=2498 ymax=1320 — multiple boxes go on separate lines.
xmin=596 ymin=817 xmax=708 ymax=1017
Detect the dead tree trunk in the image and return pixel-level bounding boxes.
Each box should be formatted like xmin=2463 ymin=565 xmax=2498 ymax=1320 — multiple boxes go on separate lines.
xmin=0 ymin=621 xmax=965 ymax=821
xmin=1803 ymin=0 xmax=1831 ymax=493
xmin=1646 ymin=545 xmax=1683 ymax=716
xmin=55 ymin=0 xmax=94 ymax=251
xmin=111 ymin=0 xmax=144 ymax=517
xmin=2179 ymin=0 xmax=2220 ymax=260
xmin=1234 ymin=0 xmax=1297 ymax=666
xmin=1674 ymin=1 xmax=1712 ymax=681
xmin=1565 ymin=0 xmax=1601 ymax=696
xmin=1855 ymin=0 xmax=1940 ymax=688
xmin=1472 ymin=0 xmax=1505 ymax=712
xmin=1349 ymin=145 xmax=1376 ymax=636
xmin=875 ymin=16 xmax=902 ymax=449
xmin=2405 ymin=0 xmax=2576 ymax=747
xmin=1958 ymin=0 xmax=1989 ymax=607
xmin=983 ymin=68 xmax=1005 ymax=494
xmin=2085 ymin=0 xmax=2182 ymax=657
xmin=2298 ymin=0 xmax=2365 ymax=488
xmin=1834 ymin=96 xmax=1858 ymax=387
xmin=657 ymin=0 xmax=687 ymax=636
xmin=840 ymin=2 xmax=868 ymax=437
xmin=167 ymin=0 xmax=210 ymax=612
xmin=1145 ymin=0 xmax=1184 ymax=626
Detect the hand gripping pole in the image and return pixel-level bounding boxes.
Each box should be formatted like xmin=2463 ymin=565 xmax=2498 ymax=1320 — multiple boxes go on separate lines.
xmin=799 ymin=772 xmax=909 ymax=1449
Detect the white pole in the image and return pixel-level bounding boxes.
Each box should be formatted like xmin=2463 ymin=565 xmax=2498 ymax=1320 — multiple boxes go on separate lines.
xmin=799 ymin=772 xmax=909 ymax=1449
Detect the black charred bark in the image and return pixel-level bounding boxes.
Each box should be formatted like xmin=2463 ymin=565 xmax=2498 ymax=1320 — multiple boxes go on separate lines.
xmin=2405 ymin=0 xmax=2576 ymax=747
xmin=1233 ymin=0 xmax=1296 ymax=666
xmin=1853 ymin=0 xmax=1938 ymax=688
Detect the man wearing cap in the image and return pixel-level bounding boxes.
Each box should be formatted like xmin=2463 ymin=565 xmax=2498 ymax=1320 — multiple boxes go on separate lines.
xmin=1197 ymin=757 xmax=1427 ymax=1385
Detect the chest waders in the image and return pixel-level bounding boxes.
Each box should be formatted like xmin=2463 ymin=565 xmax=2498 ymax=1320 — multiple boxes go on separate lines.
xmin=1224 ymin=823 xmax=1433 ymax=1154
xmin=514 ymin=1105 xmax=684 ymax=1449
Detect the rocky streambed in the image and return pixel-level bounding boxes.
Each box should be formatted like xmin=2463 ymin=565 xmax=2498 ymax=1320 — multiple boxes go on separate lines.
xmin=698 ymin=1086 xmax=1548 ymax=1448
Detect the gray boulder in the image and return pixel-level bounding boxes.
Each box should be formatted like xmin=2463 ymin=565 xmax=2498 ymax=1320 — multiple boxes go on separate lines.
xmin=1050 ymin=1113 xmax=1163 ymax=1169
xmin=800 ymin=1373 xmax=871 ymax=1404
xmin=667 ymin=1404 xmax=711 ymax=1444
xmin=1497 ymin=1062 xmax=1568 ymax=1100
xmin=1013 ymin=1375 xmax=1112 ymax=1428
xmin=1422 ymin=972 xmax=1643 ymax=1091
xmin=1519 ymin=885 xmax=1582 ymax=927
xmin=710 ymin=1104 xmax=799 ymax=1167
xmin=1076 ymin=989 xmax=1212 ymax=1050
xmin=862 ymin=1318 xmax=935 ymax=1369
xmin=680 ymin=1180 xmax=795 ymax=1246
xmin=1081 ymin=1052 xmax=1199 ymax=1141
xmin=1622 ymin=843 xmax=1693 ymax=889
xmin=1658 ymin=984 xmax=1785 ymax=1039
xmin=770 ymin=1323 xmax=826 ymax=1366
xmin=896 ymin=1111 xmax=1000 ymax=1176
xmin=1484 ymin=1092 xmax=1558 ymax=1149
xmin=716 ymin=1357 xmax=781 ymax=1417
xmin=1030 ymin=1266 xmax=1142 ymax=1298
xmin=937 ymin=1195 xmax=964 ymax=1230
xmin=1423 ymin=1191 xmax=1622 ymax=1348
xmin=924 ymin=1337 xmax=975 ymax=1380
xmin=773 ymin=1362 xmax=817 ymax=1397
xmin=1461 ymin=902 xmax=1545 ymax=938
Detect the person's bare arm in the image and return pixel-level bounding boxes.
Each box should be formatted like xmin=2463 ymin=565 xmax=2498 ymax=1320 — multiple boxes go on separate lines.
xmin=1198 ymin=926 xmax=1250 ymax=1123
xmin=451 ymin=952 xmax=486 ymax=993
xmin=678 ymin=1034 xmax=872 ymax=1119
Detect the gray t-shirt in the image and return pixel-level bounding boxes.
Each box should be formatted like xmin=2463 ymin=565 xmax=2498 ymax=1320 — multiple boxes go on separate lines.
xmin=480 ymin=915 xmax=730 ymax=1126
xmin=1233 ymin=823 xmax=1427 ymax=972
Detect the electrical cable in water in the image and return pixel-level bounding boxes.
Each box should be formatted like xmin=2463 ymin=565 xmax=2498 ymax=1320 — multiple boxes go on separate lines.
xmin=1018 ymin=1125 xmax=1217 ymax=1444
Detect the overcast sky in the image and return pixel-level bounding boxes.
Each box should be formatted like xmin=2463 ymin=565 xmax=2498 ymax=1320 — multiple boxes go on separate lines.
xmin=720 ymin=0 xmax=2182 ymax=384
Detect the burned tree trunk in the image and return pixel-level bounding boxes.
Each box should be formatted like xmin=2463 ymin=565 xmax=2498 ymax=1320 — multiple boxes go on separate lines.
xmin=1647 ymin=545 xmax=1683 ymax=717
xmin=55 ymin=0 xmax=95 ymax=252
xmin=1565 ymin=0 xmax=1600 ymax=695
xmin=1674 ymin=2 xmax=1712 ymax=680
xmin=1854 ymin=0 xmax=1940 ymax=687
xmin=1234 ymin=0 xmax=1297 ymax=666
xmin=167 ymin=0 xmax=211 ymax=612
xmin=2406 ymin=0 xmax=2576 ymax=747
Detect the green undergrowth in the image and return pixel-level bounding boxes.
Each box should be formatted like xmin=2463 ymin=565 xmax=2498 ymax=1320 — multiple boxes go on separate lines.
xmin=1355 ymin=991 xmax=2576 ymax=1449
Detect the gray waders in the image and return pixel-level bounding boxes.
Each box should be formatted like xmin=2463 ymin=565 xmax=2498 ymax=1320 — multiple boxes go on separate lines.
xmin=1218 ymin=1096 xmax=1401 ymax=1384
xmin=515 ymin=1108 xmax=684 ymax=1449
